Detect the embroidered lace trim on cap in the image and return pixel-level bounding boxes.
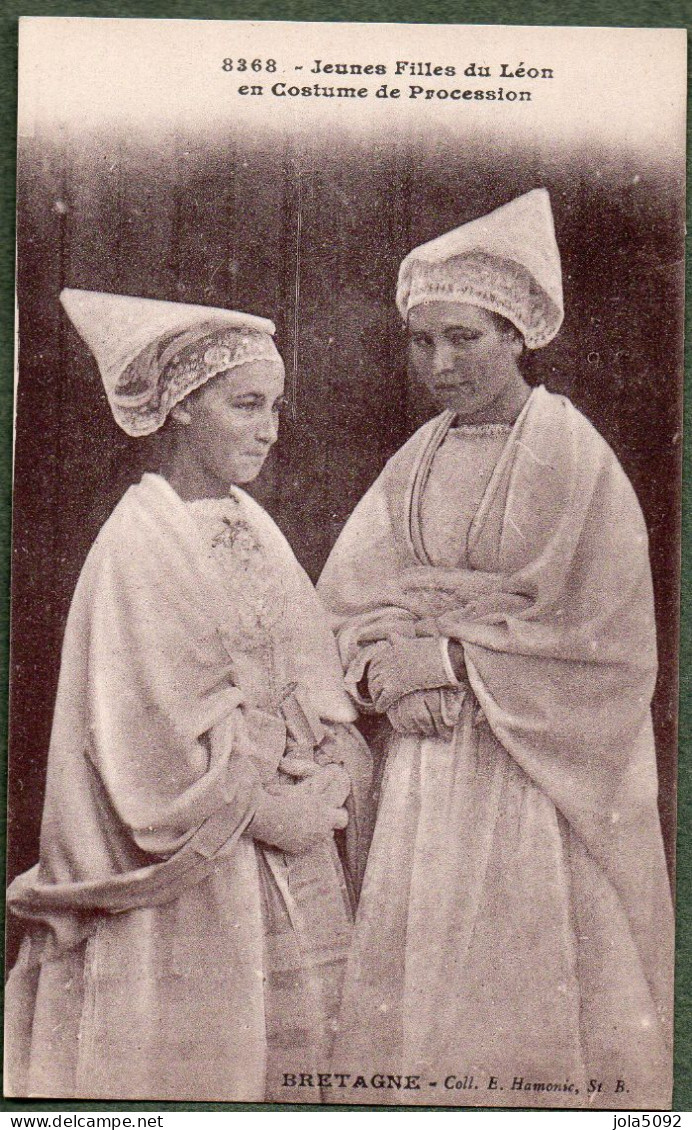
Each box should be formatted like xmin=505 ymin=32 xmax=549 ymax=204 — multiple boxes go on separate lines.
xmin=114 ymin=321 xmax=282 ymax=436
xmin=399 ymin=251 xmax=562 ymax=349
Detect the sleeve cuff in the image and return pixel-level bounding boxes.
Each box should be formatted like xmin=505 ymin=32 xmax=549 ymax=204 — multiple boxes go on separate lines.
xmin=440 ymin=637 xmax=462 ymax=685
xmin=345 ymin=645 xmax=382 ymax=711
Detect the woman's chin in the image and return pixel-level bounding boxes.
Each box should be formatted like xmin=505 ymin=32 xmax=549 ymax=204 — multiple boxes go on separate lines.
xmin=435 ymin=391 xmax=481 ymax=418
xmin=230 ymin=456 xmax=268 ymax=485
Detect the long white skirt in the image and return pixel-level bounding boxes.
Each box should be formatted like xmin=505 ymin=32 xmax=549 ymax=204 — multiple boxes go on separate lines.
xmin=331 ymin=699 xmax=669 ymax=1108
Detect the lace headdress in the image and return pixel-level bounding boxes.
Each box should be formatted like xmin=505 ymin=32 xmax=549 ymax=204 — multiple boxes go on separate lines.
xmin=60 ymin=289 xmax=283 ymax=436
xmin=396 ymin=188 xmax=564 ymax=349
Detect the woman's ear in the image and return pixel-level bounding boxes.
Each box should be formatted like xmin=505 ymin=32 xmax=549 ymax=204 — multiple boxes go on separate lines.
xmin=510 ymin=330 xmax=525 ymax=359
xmin=169 ymin=402 xmax=192 ymax=426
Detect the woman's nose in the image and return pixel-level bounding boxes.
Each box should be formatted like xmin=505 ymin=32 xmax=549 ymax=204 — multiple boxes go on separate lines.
xmin=432 ymin=341 xmax=456 ymax=375
xmin=256 ymin=411 xmax=279 ymax=445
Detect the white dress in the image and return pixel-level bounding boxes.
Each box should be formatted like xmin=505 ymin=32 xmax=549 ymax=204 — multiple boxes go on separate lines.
xmin=320 ymin=390 xmax=673 ymax=1109
xmin=5 ymin=475 xmax=361 ymax=1101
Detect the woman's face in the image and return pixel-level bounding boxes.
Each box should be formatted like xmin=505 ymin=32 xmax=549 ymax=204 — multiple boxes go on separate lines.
xmin=407 ymin=301 xmax=526 ymax=422
xmin=175 ymin=360 xmax=285 ymax=491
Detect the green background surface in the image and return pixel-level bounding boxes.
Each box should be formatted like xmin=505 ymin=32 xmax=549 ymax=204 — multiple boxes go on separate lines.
xmin=0 ymin=0 xmax=689 ymax=1114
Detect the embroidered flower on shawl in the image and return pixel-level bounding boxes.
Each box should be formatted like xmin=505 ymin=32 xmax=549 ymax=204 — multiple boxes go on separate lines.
xmin=189 ymin=496 xmax=288 ymax=655
xmin=211 ymin=515 xmax=263 ymax=560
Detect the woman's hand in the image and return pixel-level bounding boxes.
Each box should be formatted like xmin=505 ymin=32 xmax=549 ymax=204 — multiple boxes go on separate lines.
xmin=249 ymin=774 xmax=348 ymax=854
xmin=278 ymin=758 xmax=351 ymax=806
xmin=367 ymin=635 xmax=453 ymax=714
xmin=386 ymin=689 xmax=453 ymax=738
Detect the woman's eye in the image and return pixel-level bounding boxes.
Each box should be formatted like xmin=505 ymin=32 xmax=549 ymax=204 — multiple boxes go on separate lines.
xmin=448 ymin=331 xmax=481 ymax=345
xmin=410 ymin=335 xmax=432 ymax=348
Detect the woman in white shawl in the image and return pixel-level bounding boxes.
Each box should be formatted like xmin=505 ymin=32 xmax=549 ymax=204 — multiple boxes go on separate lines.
xmin=5 ymin=289 xmax=371 ymax=1102
xmin=317 ymin=190 xmax=674 ymax=1108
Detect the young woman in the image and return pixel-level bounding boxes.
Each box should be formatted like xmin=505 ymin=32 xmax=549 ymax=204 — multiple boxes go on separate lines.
xmin=5 ymin=289 xmax=371 ymax=1102
xmin=318 ymin=190 xmax=674 ymax=1108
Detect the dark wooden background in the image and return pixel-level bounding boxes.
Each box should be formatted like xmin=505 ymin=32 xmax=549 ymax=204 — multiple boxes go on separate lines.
xmin=8 ymin=124 xmax=684 ymax=962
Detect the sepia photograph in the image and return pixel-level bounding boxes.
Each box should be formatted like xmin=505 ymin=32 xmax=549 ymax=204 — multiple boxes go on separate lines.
xmin=4 ymin=18 xmax=686 ymax=1108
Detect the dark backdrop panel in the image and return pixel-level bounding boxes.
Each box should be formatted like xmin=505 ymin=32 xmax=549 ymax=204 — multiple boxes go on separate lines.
xmin=8 ymin=127 xmax=683 ymax=965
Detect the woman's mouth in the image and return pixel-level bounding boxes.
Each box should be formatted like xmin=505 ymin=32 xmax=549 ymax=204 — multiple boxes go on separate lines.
xmin=434 ymin=381 xmax=474 ymax=394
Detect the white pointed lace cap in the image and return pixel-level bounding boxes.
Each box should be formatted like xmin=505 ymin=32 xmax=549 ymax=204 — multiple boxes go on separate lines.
xmin=60 ymin=289 xmax=282 ymax=435
xmin=396 ymin=188 xmax=564 ymax=348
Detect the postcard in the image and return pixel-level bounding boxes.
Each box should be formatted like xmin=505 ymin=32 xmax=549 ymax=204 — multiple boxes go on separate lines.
xmin=6 ymin=18 xmax=685 ymax=1108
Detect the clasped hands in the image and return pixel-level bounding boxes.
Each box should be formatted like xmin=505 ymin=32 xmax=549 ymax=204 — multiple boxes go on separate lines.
xmin=365 ymin=631 xmax=465 ymax=738
xmin=249 ymin=743 xmax=350 ymax=856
